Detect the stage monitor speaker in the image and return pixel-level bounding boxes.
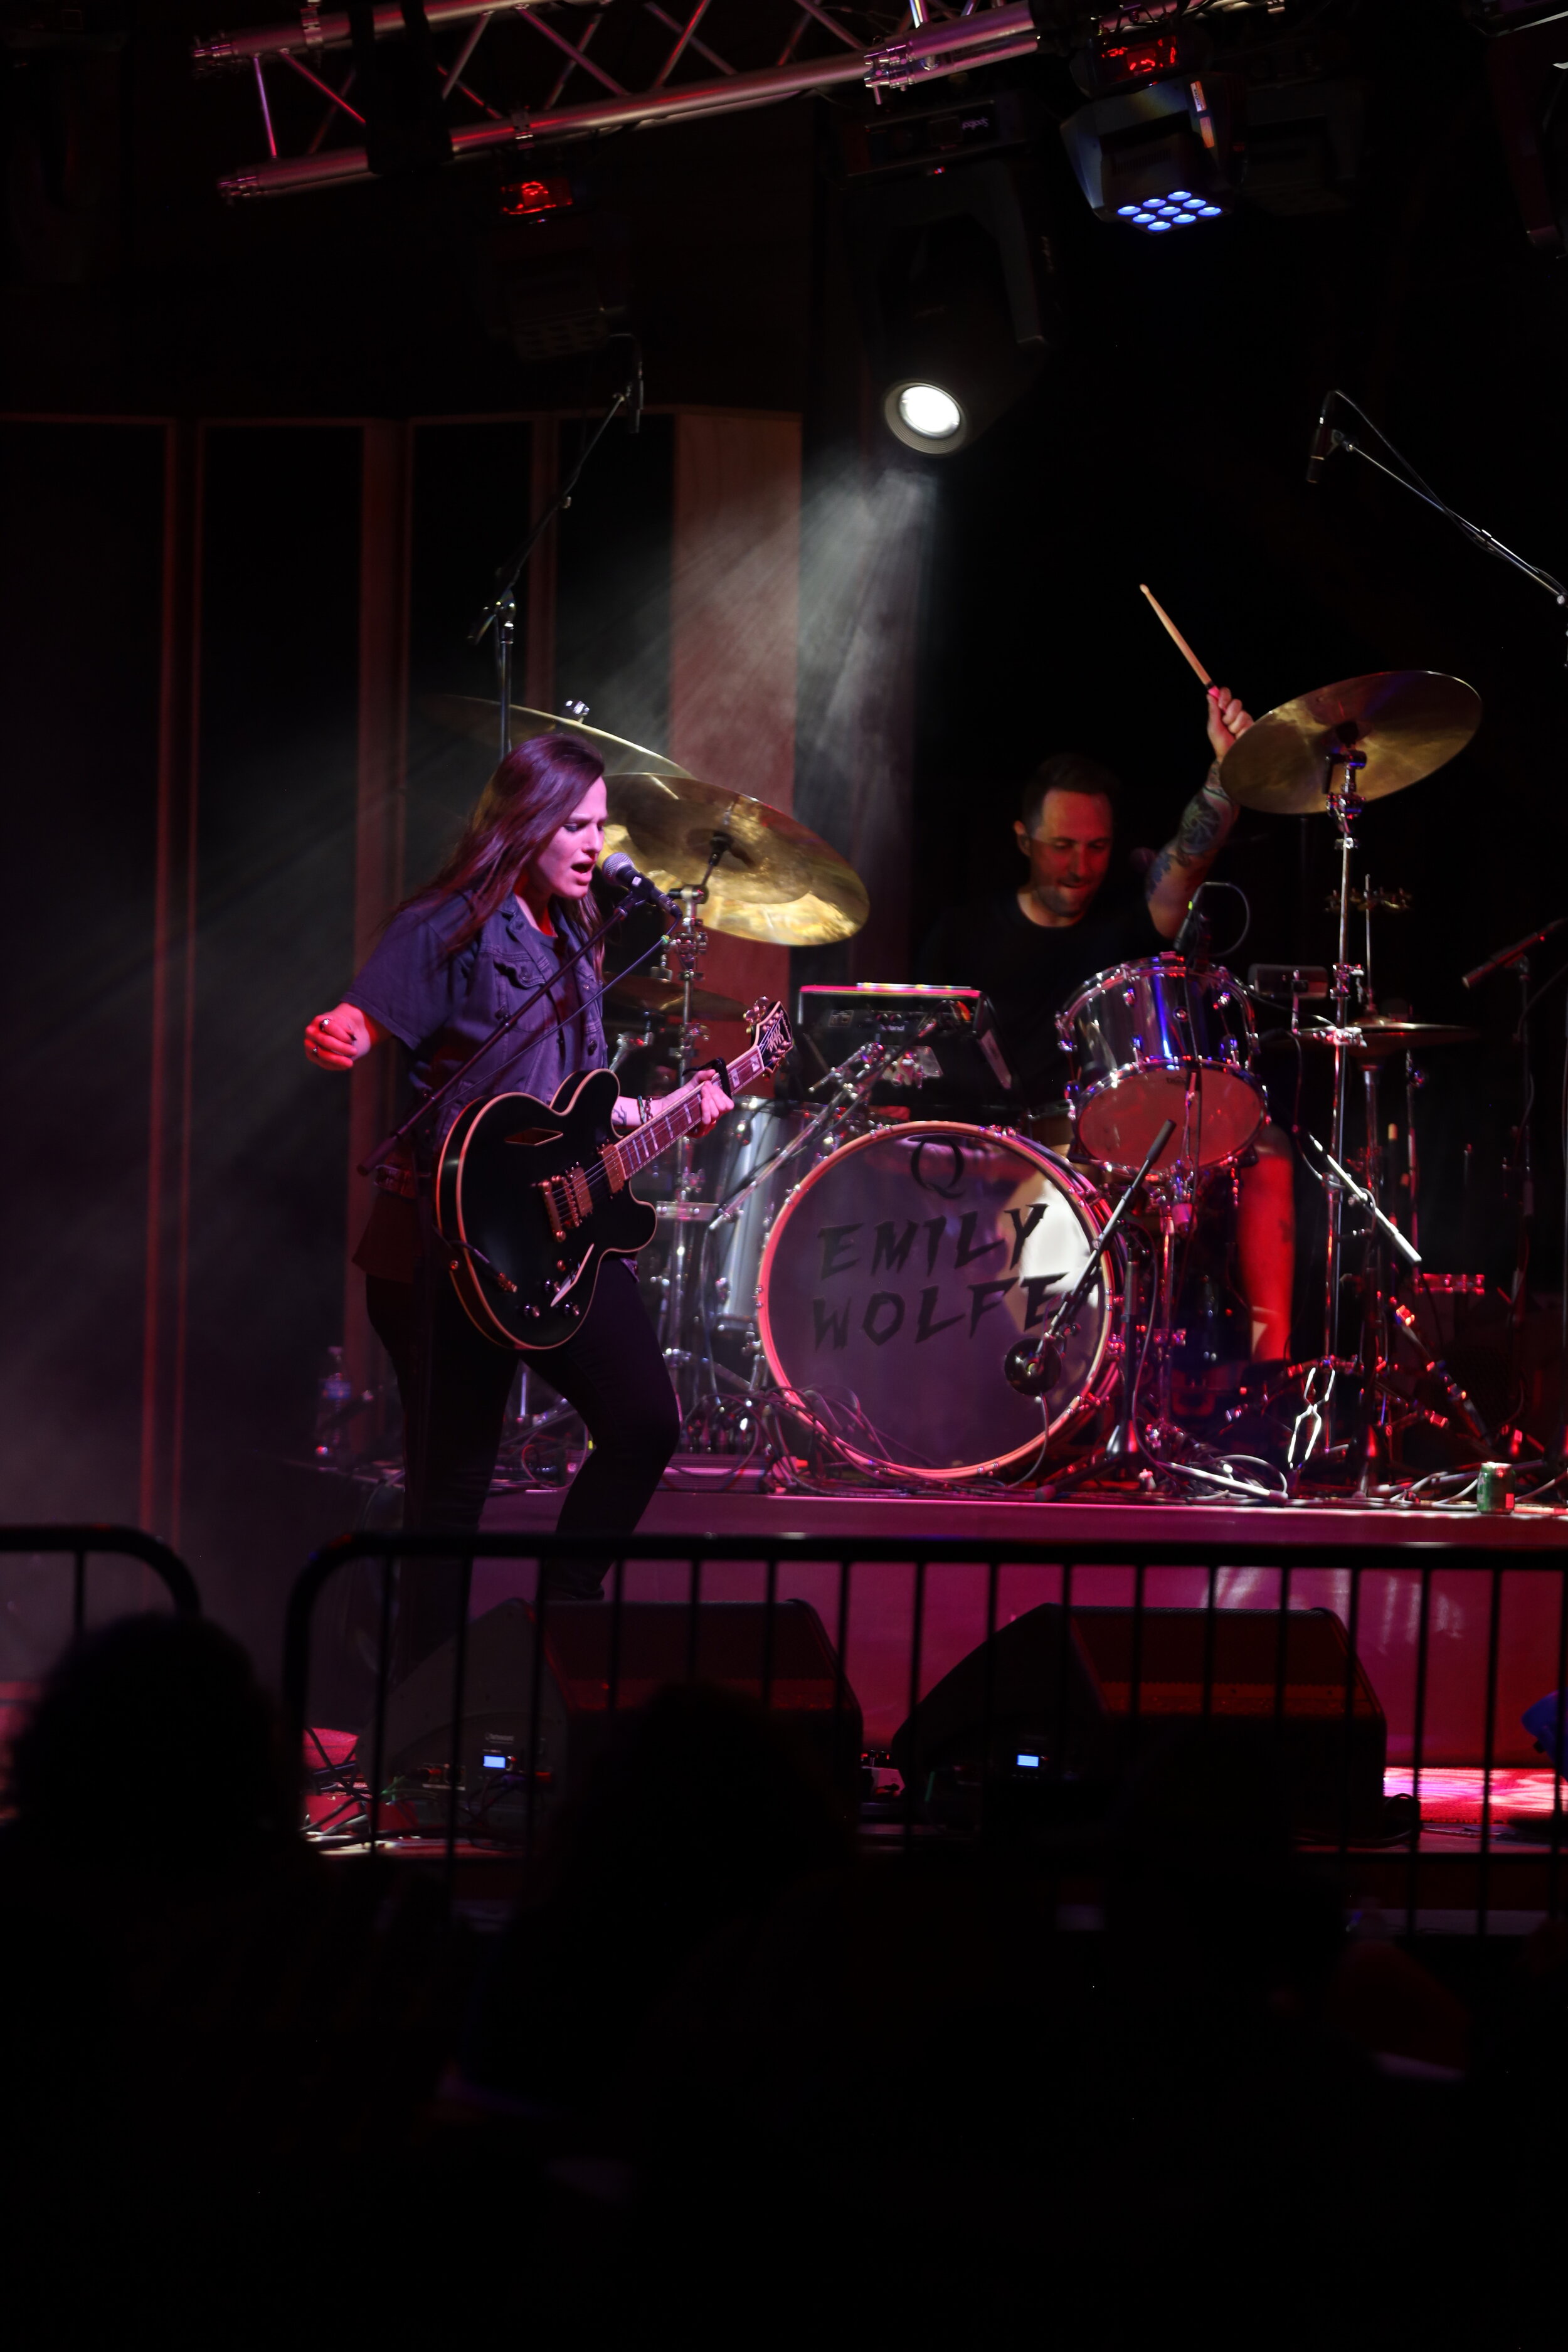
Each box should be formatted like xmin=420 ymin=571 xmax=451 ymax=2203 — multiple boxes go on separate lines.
xmin=891 ymin=1604 xmax=1387 ymax=1840
xmin=358 ymin=1598 xmax=862 ymax=1829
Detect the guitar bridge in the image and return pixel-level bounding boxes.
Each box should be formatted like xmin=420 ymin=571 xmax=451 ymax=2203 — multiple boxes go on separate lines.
xmin=539 ymin=1165 xmax=593 ymax=1236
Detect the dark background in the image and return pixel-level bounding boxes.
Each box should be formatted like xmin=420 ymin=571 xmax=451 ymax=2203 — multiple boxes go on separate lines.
xmin=2 ymin=0 xmax=1565 ymax=1656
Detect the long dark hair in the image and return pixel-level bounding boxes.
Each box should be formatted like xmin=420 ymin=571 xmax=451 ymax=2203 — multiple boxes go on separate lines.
xmin=405 ymin=731 xmax=607 ymax=955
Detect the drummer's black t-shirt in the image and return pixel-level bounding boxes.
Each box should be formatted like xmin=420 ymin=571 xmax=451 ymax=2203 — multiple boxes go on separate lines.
xmin=917 ymin=884 xmax=1166 ymax=1103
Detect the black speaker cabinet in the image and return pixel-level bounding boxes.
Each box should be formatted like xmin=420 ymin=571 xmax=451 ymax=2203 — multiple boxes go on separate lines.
xmin=891 ymin=1604 xmax=1387 ymax=1840
xmin=358 ymin=1597 xmax=862 ymax=1828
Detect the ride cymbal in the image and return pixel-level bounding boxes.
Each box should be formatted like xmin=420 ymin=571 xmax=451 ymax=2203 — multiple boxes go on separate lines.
xmin=608 ymin=977 xmax=745 ymax=1023
xmin=423 ymin=695 xmax=692 ymax=778
xmin=1219 ymin=671 xmax=1481 ymax=814
xmin=603 ymin=773 xmax=869 ymax=948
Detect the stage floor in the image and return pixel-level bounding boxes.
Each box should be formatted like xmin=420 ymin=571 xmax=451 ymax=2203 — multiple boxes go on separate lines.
xmin=485 ymin=1472 xmax=1568 ymax=1550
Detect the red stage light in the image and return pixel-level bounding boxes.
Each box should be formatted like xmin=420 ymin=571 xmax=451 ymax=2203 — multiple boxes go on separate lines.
xmin=1094 ymin=32 xmax=1184 ymax=89
xmin=499 ymin=175 xmax=573 ymax=218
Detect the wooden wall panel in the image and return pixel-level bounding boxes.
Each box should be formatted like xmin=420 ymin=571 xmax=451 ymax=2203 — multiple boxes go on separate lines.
xmin=669 ymin=412 xmax=801 ymax=1061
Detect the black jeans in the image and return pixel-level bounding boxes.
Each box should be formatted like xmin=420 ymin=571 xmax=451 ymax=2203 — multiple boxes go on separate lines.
xmin=368 ymin=1254 xmax=679 ymax=1626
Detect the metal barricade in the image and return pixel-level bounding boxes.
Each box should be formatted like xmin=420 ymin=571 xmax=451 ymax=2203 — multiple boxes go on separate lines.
xmin=285 ymin=1530 xmax=1568 ymax=1937
xmin=0 ymin=1524 xmax=201 ymax=1633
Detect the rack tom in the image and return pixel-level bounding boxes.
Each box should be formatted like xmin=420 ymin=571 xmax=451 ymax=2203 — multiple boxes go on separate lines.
xmin=1057 ymin=954 xmax=1262 ymax=1176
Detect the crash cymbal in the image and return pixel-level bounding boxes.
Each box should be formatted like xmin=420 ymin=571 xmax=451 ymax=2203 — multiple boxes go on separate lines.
xmin=603 ymin=773 xmax=869 ymax=948
xmin=1219 ymin=671 xmax=1481 ymax=815
xmin=608 ymin=976 xmax=745 ymax=1023
xmin=1299 ymin=1017 xmax=1481 ymax=1059
xmin=423 ymin=695 xmax=692 ymax=779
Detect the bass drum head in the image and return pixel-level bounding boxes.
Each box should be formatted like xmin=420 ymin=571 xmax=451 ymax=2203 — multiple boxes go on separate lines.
xmin=758 ymin=1121 xmax=1119 ymax=1481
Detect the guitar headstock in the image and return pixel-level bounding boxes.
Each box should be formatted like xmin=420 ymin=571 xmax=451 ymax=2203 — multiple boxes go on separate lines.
xmin=745 ymin=997 xmax=793 ymax=1074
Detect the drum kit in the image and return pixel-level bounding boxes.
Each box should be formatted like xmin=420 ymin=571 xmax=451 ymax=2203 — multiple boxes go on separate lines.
xmin=437 ymin=668 xmax=1512 ymax=1503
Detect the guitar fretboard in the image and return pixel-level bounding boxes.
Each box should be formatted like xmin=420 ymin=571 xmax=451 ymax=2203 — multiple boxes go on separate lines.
xmin=612 ymin=1042 xmax=767 ymax=1183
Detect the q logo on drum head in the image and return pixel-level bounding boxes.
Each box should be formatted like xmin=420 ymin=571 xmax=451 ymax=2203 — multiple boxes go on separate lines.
xmin=909 ymin=1135 xmax=967 ymax=1200
xmin=756 ymin=1121 xmax=1123 ymax=1482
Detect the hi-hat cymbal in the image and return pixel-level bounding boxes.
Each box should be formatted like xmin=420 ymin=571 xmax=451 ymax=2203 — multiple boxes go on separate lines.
xmin=1299 ymin=1017 xmax=1481 ymax=1059
xmin=608 ymin=977 xmax=744 ymax=1023
xmin=423 ymin=695 xmax=692 ymax=778
xmin=603 ymin=773 xmax=869 ymax=948
xmin=1219 ymin=671 xmax=1481 ymax=814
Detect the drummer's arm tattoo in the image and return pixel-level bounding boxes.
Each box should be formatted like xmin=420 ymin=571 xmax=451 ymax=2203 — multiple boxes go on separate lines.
xmin=1144 ymin=763 xmax=1239 ymax=939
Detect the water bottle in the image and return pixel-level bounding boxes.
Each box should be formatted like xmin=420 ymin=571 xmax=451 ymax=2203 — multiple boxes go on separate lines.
xmin=314 ymin=1345 xmax=355 ymax=1470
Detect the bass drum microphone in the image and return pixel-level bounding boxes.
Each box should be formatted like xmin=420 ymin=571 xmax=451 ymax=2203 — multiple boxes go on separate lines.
xmin=1004 ymin=1333 xmax=1061 ymax=1399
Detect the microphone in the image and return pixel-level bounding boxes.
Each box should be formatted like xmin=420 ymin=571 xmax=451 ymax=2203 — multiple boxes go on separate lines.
xmin=1305 ymin=394 xmax=1337 ymax=485
xmin=626 ymin=343 xmax=644 ymax=437
xmin=599 ymin=850 xmax=674 ymax=917
xmin=1004 ymin=1333 xmax=1060 ymax=1398
xmin=1174 ymin=885 xmax=1212 ymax=968
xmin=1462 ymin=916 xmax=1567 ymax=990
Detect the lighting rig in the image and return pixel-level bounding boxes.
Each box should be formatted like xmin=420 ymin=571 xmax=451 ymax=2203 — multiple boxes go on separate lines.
xmin=192 ymin=0 xmax=1303 ymax=206
xmin=188 ymin=0 xmax=1374 ymax=455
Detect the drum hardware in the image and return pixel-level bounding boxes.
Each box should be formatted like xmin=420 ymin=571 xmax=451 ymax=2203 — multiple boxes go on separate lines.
xmin=1216 ymin=671 xmax=1480 ymax=1485
xmin=650 ymin=882 xmax=719 ymax=1411
xmin=608 ymin=976 xmax=745 ymax=1022
xmin=797 ymin=985 xmax=1013 ymax=1106
xmin=1004 ymin=1113 xmax=1176 ymax=1492
xmin=607 ymin=1025 xmax=653 ymax=1074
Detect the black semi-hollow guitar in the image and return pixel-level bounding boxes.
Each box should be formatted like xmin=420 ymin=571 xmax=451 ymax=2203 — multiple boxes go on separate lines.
xmin=435 ymin=995 xmax=793 ymax=1349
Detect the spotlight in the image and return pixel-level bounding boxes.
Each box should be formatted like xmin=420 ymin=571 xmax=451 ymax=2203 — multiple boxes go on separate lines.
xmin=1061 ymin=75 xmax=1236 ymax=231
xmin=887 ymin=382 xmax=965 ymax=451
xmin=841 ymin=92 xmax=1058 ymax=458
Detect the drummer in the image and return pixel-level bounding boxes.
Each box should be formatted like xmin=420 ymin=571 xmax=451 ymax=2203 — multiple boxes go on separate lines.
xmin=916 ymin=687 xmax=1295 ymax=1362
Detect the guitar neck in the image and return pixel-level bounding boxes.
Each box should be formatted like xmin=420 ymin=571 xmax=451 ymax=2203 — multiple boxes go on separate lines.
xmin=616 ymin=1042 xmax=766 ymax=1178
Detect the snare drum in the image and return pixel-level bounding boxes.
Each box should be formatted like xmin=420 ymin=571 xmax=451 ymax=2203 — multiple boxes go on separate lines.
xmin=1057 ymin=955 xmax=1262 ymax=1176
xmin=757 ymin=1121 xmax=1122 ymax=1480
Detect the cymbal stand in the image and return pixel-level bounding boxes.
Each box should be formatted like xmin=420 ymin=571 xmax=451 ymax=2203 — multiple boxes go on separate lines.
xmin=1321 ymin=741 xmax=1369 ymax=1362
xmin=657 ymin=886 xmax=711 ymax=1412
xmin=657 ymin=832 xmax=740 ymax=1424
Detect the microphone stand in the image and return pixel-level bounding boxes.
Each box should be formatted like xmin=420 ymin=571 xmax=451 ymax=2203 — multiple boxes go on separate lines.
xmin=1005 ymin=1117 xmax=1175 ymax=1495
xmin=467 ymin=338 xmax=642 ymax=761
xmin=1314 ymin=390 xmax=1568 ymax=664
xmin=359 ymin=886 xmax=666 ymax=1180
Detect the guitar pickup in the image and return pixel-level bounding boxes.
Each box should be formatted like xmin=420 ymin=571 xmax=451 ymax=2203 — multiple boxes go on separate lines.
xmin=539 ymin=1165 xmax=593 ymax=1237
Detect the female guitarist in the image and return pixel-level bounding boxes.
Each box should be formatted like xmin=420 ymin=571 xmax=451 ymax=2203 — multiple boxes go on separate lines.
xmin=302 ymin=732 xmax=731 ymax=1608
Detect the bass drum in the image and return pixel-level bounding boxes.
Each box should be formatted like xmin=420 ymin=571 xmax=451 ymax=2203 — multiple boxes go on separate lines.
xmin=758 ymin=1121 xmax=1122 ymax=1481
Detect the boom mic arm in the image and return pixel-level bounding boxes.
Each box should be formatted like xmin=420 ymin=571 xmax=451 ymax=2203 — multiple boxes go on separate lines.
xmin=1462 ymin=916 xmax=1567 ymax=990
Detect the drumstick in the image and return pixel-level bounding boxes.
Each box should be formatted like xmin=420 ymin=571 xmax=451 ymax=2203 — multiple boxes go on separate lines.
xmin=1138 ymin=583 xmax=1213 ymax=690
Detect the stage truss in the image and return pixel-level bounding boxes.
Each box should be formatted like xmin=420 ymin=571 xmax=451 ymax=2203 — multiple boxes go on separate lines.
xmin=193 ymin=0 xmax=1212 ymax=201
